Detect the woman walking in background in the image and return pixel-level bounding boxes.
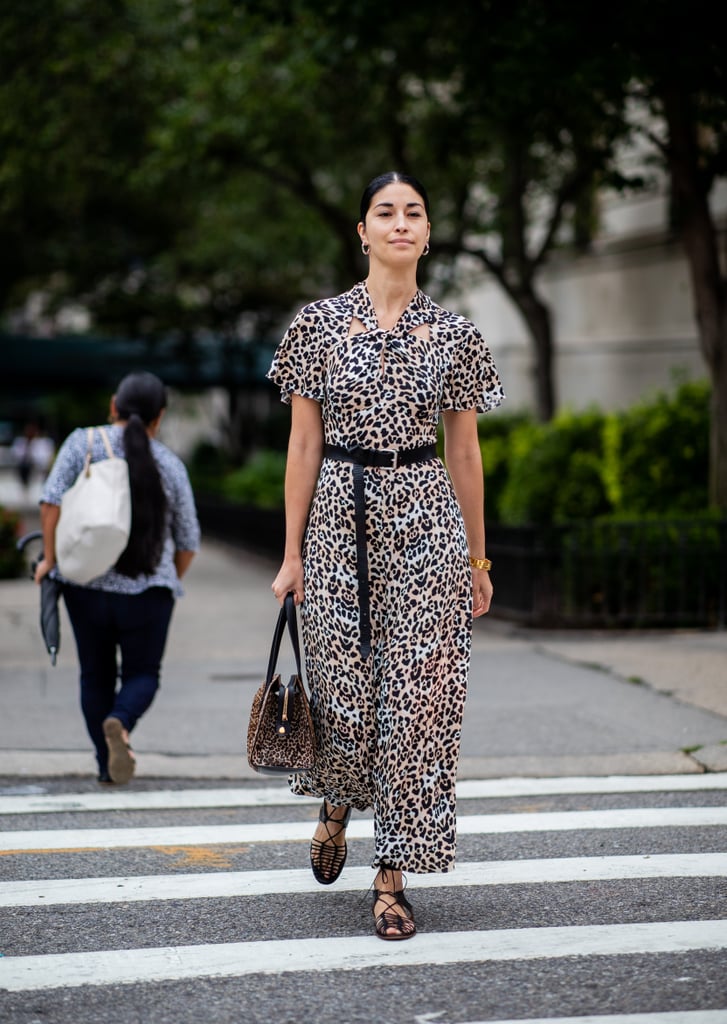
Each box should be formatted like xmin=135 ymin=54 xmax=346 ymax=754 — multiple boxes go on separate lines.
xmin=35 ymin=372 xmax=200 ymax=784
xmin=268 ymin=172 xmax=504 ymax=939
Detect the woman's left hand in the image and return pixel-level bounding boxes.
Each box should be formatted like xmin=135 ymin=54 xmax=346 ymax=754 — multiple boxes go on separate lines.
xmin=472 ymin=567 xmax=493 ymax=618
xmin=34 ymin=558 xmax=52 ymax=585
xmin=271 ymin=555 xmax=305 ymax=606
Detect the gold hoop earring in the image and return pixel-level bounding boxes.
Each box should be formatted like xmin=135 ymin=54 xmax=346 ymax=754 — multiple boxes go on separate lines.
xmin=361 ymin=241 xmax=370 ymax=255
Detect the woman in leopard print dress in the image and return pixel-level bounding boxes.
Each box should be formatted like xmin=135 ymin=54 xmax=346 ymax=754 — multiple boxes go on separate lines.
xmin=268 ymin=172 xmax=504 ymax=939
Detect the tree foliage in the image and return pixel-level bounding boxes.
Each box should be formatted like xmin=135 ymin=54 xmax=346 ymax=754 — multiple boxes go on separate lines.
xmin=1 ymin=2 xmax=629 ymax=375
xmin=612 ymin=0 xmax=727 ymax=508
xmin=1 ymin=0 xmax=726 ymax=502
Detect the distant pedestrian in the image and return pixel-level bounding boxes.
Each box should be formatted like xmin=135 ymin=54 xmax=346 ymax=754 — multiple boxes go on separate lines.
xmin=34 ymin=372 xmax=200 ymax=784
xmin=268 ymin=172 xmax=504 ymax=939
xmin=12 ymin=421 xmax=54 ymax=490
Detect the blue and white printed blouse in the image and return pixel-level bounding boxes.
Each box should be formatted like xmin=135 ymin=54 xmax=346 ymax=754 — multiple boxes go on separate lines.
xmin=41 ymin=424 xmax=201 ymax=597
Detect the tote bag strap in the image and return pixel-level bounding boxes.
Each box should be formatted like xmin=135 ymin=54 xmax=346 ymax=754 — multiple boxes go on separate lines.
xmin=265 ymin=593 xmax=303 ymax=684
xmin=82 ymin=426 xmax=115 ymax=476
xmin=82 ymin=427 xmax=95 ymax=476
xmin=97 ymin=426 xmax=116 ymax=460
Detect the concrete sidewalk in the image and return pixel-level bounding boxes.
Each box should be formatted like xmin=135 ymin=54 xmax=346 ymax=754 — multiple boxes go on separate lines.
xmin=1 ymin=500 xmax=726 ymax=781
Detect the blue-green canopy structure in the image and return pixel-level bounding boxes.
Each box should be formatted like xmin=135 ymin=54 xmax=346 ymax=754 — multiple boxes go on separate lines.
xmin=1 ymin=333 xmax=275 ymax=395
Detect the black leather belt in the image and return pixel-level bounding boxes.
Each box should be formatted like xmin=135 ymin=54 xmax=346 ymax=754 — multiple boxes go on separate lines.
xmin=323 ymin=442 xmax=438 ymax=659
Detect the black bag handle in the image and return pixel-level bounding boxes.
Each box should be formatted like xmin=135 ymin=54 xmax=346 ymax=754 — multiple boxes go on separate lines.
xmin=265 ymin=592 xmax=302 ymax=685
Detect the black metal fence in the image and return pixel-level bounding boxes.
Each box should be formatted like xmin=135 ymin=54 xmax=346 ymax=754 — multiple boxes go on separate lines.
xmin=488 ymin=518 xmax=727 ymax=628
xmin=197 ymin=495 xmax=727 ymax=629
xmin=197 ymin=495 xmax=285 ymax=559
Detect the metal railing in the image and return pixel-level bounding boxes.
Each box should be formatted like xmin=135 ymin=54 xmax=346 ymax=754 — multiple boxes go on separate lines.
xmin=197 ymin=496 xmax=727 ymax=629
xmin=488 ymin=518 xmax=727 ymax=628
xmin=196 ymin=495 xmax=285 ymax=559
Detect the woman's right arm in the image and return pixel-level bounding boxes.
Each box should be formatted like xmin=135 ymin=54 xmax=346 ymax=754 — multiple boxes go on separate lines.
xmin=33 ymin=428 xmax=84 ymax=584
xmin=34 ymin=502 xmax=60 ymax=583
xmin=271 ymin=394 xmax=324 ymax=606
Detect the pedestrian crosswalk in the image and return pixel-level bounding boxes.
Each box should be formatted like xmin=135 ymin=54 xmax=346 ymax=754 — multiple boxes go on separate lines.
xmin=4 ymin=921 xmax=727 ymax=992
xmin=3 ymin=806 xmax=726 ymax=853
xmin=2 ymin=854 xmax=725 ymax=907
xmin=1 ymin=772 xmax=726 ymax=815
xmin=0 ymin=773 xmax=725 ymax=1022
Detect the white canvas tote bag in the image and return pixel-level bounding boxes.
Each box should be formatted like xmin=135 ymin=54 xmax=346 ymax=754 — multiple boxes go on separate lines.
xmin=56 ymin=427 xmax=132 ymax=584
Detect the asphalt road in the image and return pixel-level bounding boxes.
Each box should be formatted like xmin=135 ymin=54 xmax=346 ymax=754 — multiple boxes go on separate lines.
xmin=1 ymin=499 xmax=726 ymax=1022
xmin=0 ymin=773 xmax=726 ymax=1022
xmin=2 ymin=523 xmax=727 ymax=781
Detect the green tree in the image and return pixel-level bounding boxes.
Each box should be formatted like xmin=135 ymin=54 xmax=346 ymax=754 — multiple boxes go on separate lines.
xmin=3 ymin=0 xmax=725 ymax=495
xmin=401 ymin=0 xmax=632 ymax=421
xmin=615 ymin=1 xmax=727 ymax=509
xmin=137 ymin=0 xmax=633 ymax=421
xmin=0 ymin=1 xmax=173 ymax=317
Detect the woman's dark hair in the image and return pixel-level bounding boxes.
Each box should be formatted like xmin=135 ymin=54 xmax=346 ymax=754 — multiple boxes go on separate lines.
xmin=359 ymin=172 xmax=431 ymax=224
xmin=113 ymin=372 xmax=168 ymax=578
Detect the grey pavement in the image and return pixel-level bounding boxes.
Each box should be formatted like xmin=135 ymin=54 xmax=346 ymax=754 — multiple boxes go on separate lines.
xmin=1 ymin=497 xmax=726 ymax=782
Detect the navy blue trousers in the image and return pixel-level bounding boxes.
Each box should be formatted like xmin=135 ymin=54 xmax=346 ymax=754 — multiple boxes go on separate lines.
xmin=63 ymin=585 xmax=175 ymax=775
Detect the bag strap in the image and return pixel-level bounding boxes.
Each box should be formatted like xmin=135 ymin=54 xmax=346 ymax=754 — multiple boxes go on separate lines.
xmin=265 ymin=592 xmax=303 ymax=684
xmin=97 ymin=426 xmax=115 ymax=460
xmin=82 ymin=427 xmax=115 ymax=478
xmin=82 ymin=428 xmax=95 ymax=477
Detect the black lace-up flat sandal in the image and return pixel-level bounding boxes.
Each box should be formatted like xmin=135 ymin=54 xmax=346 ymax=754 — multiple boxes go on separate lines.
xmin=394 ymin=890 xmax=414 ymax=920
xmin=372 ymin=886 xmax=417 ymax=940
xmin=372 ymin=872 xmax=417 ymax=942
xmin=310 ymin=801 xmax=352 ymax=885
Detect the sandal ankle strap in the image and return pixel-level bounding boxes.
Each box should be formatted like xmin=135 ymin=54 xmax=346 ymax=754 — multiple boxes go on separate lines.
xmin=319 ymin=801 xmax=352 ymax=826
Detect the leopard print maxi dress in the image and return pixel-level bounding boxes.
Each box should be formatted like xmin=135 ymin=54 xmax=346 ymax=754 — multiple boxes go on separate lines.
xmin=268 ymin=281 xmax=504 ymax=874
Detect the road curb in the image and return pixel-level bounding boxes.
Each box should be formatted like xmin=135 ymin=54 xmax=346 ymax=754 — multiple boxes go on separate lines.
xmin=0 ymin=748 xmax=708 ymax=781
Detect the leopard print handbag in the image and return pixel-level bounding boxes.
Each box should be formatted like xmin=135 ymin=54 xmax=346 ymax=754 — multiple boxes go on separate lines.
xmin=247 ymin=593 xmax=316 ymax=775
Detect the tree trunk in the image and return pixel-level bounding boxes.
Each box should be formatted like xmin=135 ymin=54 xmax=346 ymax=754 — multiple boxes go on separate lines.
xmin=515 ymin=289 xmax=557 ymax=422
xmin=498 ymin=138 xmax=558 ymax=422
xmin=711 ymin=356 xmax=727 ymax=509
xmin=661 ymin=85 xmax=727 ymax=509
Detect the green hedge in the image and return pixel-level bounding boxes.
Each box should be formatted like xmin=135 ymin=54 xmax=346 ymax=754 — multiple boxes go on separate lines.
xmin=603 ymin=380 xmax=709 ymax=515
xmin=220 ymin=450 xmax=287 ymax=509
xmin=480 ymin=379 xmax=710 ymax=524
xmin=0 ymin=507 xmax=25 ymax=579
xmin=187 ymin=440 xmax=234 ymax=496
xmin=191 ymin=378 xmax=711 ymax=524
xmin=557 ymin=515 xmax=724 ymax=625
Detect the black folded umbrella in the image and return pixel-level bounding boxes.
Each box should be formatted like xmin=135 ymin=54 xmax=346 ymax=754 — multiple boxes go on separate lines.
xmin=17 ymin=530 xmax=61 ymax=666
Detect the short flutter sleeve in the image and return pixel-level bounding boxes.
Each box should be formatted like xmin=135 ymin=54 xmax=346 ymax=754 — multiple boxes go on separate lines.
xmin=267 ymin=305 xmax=327 ymax=405
xmin=440 ymin=318 xmax=505 ymax=414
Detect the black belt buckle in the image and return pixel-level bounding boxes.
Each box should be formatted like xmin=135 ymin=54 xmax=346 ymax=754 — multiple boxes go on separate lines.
xmin=347 ymin=445 xmax=397 ymax=469
xmin=346 ymin=445 xmax=366 ymax=464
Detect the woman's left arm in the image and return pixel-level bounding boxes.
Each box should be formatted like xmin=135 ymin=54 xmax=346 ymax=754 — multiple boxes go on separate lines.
xmin=34 ymin=502 xmax=60 ymax=584
xmin=442 ymin=408 xmax=492 ymax=617
xmin=167 ymin=454 xmax=201 ymax=580
xmin=174 ymin=550 xmax=196 ymax=579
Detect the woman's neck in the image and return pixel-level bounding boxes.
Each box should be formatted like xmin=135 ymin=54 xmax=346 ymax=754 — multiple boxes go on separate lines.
xmin=365 ymin=269 xmax=419 ymax=331
xmin=112 ymin=418 xmax=159 ymax=439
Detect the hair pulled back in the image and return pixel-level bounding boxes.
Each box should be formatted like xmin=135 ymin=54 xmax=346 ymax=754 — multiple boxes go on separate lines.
xmin=112 ymin=372 xmax=168 ymax=578
xmin=359 ymin=172 xmax=431 ymax=224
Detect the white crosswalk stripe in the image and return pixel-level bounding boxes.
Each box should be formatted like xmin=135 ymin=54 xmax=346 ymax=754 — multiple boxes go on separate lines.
xmin=2 ymin=853 xmax=725 ymax=908
xmin=0 ymin=774 xmax=725 ymax=1021
xmin=2 ymin=806 xmax=726 ymax=852
xmin=456 ymin=1015 xmax=727 ymax=1024
xmin=2 ymin=921 xmax=727 ymax=992
xmin=1 ymin=772 xmax=724 ymax=815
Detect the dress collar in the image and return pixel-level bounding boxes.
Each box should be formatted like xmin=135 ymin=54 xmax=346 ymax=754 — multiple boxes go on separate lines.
xmin=350 ymin=281 xmax=434 ymax=335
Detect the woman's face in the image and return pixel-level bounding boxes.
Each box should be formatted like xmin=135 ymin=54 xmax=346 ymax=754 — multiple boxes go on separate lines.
xmin=358 ymin=182 xmax=430 ymax=266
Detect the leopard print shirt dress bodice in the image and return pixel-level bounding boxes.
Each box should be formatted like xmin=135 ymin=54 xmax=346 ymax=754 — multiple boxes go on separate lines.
xmin=268 ymin=281 xmax=504 ymax=873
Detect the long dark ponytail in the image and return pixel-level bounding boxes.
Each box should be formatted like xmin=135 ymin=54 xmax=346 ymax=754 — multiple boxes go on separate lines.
xmin=112 ymin=372 xmax=168 ymax=578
